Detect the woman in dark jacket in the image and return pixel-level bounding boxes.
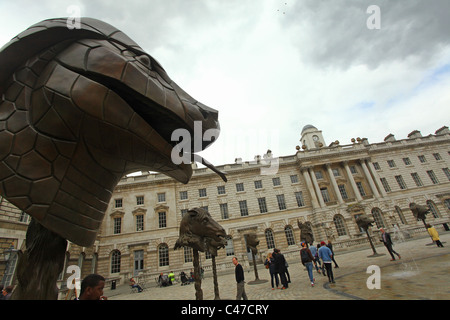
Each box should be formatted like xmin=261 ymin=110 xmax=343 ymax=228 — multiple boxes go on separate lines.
xmin=272 ymin=249 xmax=288 ymax=289
xmin=264 ymin=252 xmax=279 ymax=289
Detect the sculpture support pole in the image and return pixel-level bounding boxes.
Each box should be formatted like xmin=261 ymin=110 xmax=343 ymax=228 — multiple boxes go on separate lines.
xmin=192 ymin=249 xmax=203 ymax=300
xmin=365 ymin=229 xmax=377 ymax=255
xmin=211 ymin=255 xmax=220 ymax=300
xmin=252 ymin=252 xmax=259 ymax=281
xmin=12 ymin=218 xmax=67 ymax=300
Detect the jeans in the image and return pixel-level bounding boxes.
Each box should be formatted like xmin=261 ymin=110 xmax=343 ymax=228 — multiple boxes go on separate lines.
xmin=305 ymin=262 xmax=314 ymax=282
xmin=270 ymin=271 xmax=279 ymax=288
xmin=236 ymin=281 xmax=248 ymax=300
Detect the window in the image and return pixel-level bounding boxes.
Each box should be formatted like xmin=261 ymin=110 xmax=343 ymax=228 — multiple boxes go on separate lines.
xmin=395 ymin=175 xmax=407 ymax=189
xmin=157 ymin=192 xmax=166 ymax=202
xmin=265 ymin=229 xmax=275 ymax=249
xmin=387 ymin=160 xmax=396 ymax=168
xmin=111 ymin=250 xmax=121 ymax=273
xmin=199 ymin=188 xmax=207 ymax=197
xmin=427 ymin=170 xmax=439 ymax=184
xmin=380 ymin=177 xmax=391 ymax=192
xmin=285 ymin=226 xmax=295 ymax=246
xmin=136 ymin=215 xmax=144 ymax=231
xmin=134 ymin=250 xmax=144 ymax=275
xmin=19 ymin=211 xmax=29 ymax=223
xmin=320 ymin=187 xmax=330 ymax=203
xmin=442 ymin=168 xmax=450 ymax=181
xmin=272 ymin=177 xmax=281 ymax=186
xmin=180 ymin=191 xmax=188 ymax=200
xmin=350 ymin=166 xmax=358 ymax=174
xmin=158 ymin=211 xmax=167 ymax=228
xmin=295 ymin=191 xmax=305 ymax=207
xmin=254 ymin=180 xmax=263 ymax=189
xmin=373 ymin=162 xmax=381 ymax=170
xmin=338 ymin=184 xmax=348 ymax=200
xmin=427 ymin=200 xmax=440 ymax=218
xmin=181 ymin=209 xmax=188 ymax=217
xmin=411 ymin=173 xmax=423 ymax=187
xmin=136 ymin=195 xmax=144 ymax=205
xmin=220 ymin=203 xmax=229 ymax=219
xmin=114 ymin=198 xmax=122 ymax=208
xmin=402 ymin=157 xmax=411 ymax=165
xmin=315 ymin=171 xmax=323 ymax=180
xmin=113 ymin=217 xmax=122 ymax=234
xmin=333 ymin=215 xmax=347 ymax=236
xmin=225 ymin=239 xmax=235 ymax=256
xmin=290 ymin=175 xmax=299 ymax=183
xmin=258 ymin=197 xmax=268 ymax=213
xmin=276 ymin=194 xmax=286 ymax=210
xmin=158 ymin=244 xmax=169 ymax=267
xmin=332 ymin=168 xmax=340 ymax=177
xmin=239 ymin=200 xmax=248 ymax=216
xmin=236 ymin=183 xmax=244 ymax=192
xmin=217 ymin=186 xmax=226 ymax=195
xmin=371 ymin=208 xmax=385 ymax=228
xmin=395 ymin=206 xmax=406 ymax=224
xmin=418 ymin=155 xmax=427 ymax=163
xmin=433 ymin=153 xmax=442 ymax=160
xmin=184 ymin=247 xmax=193 ymax=263
xmin=356 ymin=182 xmax=366 ymax=196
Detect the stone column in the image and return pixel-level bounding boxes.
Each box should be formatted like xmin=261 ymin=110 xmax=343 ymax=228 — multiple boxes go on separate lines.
xmin=343 ymin=161 xmax=363 ymax=202
xmin=326 ymin=164 xmax=344 ymax=204
xmin=359 ymin=158 xmax=381 ymax=199
xmin=301 ymin=167 xmax=320 ymax=209
xmin=309 ymin=167 xmax=326 ymax=208
xmin=366 ymin=159 xmax=387 ymax=197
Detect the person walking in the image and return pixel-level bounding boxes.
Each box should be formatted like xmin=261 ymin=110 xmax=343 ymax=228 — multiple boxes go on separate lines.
xmin=318 ymin=241 xmax=335 ymax=283
xmin=380 ymin=228 xmax=401 ymax=261
xmin=273 ymin=248 xmax=289 ymax=289
xmin=300 ymin=242 xmax=315 ymax=287
xmin=327 ymin=240 xmax=339 ymax=268
xmin=264 ymin=252 xmax=279 ymax=289
xmin=232 ymin=257 xmax=248 ymax=300
xmin=316 ymin=243 xmax=326 ymax=277
xmin=426 ymin=224 xmax=444 ymax=247
xmin=309 ymin=243 xmax=321 ymax=274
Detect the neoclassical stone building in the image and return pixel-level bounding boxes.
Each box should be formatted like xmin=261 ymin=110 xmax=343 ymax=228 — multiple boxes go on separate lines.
xmin=1 ymin=124 xmax=450 ymax=290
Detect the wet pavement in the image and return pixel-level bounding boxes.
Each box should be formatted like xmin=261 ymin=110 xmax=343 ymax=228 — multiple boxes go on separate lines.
xmin=105 ymin=232 xmax=450 ymax=301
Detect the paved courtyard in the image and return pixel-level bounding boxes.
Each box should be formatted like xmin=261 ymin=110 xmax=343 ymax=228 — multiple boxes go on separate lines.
xmin=105 ymin=232 xmax=450 ymax=300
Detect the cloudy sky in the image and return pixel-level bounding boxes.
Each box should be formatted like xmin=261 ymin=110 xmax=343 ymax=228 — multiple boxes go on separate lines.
xmin=1 ymin=0 xmax=449 ymax=169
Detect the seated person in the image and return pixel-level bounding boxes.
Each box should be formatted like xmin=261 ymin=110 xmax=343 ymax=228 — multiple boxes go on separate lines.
xmin=168 ymin=271 xmax=175 ymax=285
xmin=158 ymin=273 xmax=170 ymax=287
xmin=130 ymin=277 xmax=143 ymax=292
xmin=180 ymin=271 xmax=189 ymax=285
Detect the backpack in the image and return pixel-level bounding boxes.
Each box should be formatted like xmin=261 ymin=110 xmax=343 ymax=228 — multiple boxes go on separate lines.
xmin=300 ymin=249 xmax=310 ymax=263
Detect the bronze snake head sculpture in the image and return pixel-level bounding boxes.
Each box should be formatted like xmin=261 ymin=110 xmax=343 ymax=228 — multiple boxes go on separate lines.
xmin=0 ymin=17 xmax=226 ymax=248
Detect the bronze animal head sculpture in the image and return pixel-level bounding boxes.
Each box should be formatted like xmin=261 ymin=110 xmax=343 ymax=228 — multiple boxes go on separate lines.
xmin=409 ymin=202 xmax=430 ymax=221
xmin=355 ymin=215 xmax=375 ymax=231
xmin=244 ymin=233 xmax=259 ymax=255
xmin=297 ymin=219 xmax=314 ymax=245
xmin=174 ymin=207 xmax=228 ymax=255
xmin=0 ymin=18 xmax=226 ymax=247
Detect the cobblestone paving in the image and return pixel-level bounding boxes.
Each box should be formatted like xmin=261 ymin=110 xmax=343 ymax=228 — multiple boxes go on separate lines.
xmin=105 ymin=233 xmax=450 ymax=300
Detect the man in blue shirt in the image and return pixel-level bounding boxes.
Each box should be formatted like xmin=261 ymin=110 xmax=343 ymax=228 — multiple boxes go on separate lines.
xmin=318 ymin=241 xmax=335 ymax=283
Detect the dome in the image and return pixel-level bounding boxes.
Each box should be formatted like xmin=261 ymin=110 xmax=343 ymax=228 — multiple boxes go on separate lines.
xmin=301 ymin=124 xmax=317 ymax=133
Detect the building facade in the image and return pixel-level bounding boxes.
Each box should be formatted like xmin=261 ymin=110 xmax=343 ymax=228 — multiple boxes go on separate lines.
xmin=1 ymin=124 xmax=450 ymax=290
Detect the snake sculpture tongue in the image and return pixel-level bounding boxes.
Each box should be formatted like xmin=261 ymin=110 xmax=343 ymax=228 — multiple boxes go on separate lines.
xmin=0 ymin=17 xmax=226 ymax=247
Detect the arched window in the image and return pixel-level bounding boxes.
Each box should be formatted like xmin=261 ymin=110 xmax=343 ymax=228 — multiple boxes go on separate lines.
xmin=395 ymin=206 xmax=407 ymax=224
xmin=184 ymin=247 xmax=193 ymax=263
xmin=371 ymin=208 xmax=385 ymax=229
xmin=265 ymin=229 xmax=275 ymax=249
xmin=111 ymin=250 xmax=121 ymax=273
xmin=158 ymin=244 xmax=169 ymax=267
xmin=333 ymin=215 xmax=347 ymax=236
xmin=427 ymin=200 xmax=440 ymax=218
xmin=284 ymin=225 xmax=295 ymax=246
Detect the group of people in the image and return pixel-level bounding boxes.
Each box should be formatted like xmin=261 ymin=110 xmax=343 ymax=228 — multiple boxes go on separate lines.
xmin=264 ymin=248 xmax=291 ymax=290
xmin=299 ymin=241 xmax=338 ymax=287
